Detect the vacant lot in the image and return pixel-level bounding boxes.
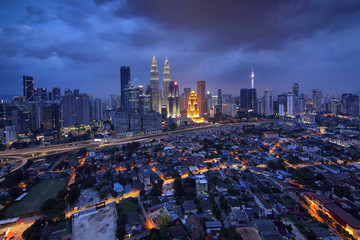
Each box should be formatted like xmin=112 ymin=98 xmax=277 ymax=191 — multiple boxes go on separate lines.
xmin=75 ymin=188 xmax=100 ymax=209
xmin=3 ymin=178 xmax=66 ymax=218
xmin=72 ymin=204 xmax=117 ymax=240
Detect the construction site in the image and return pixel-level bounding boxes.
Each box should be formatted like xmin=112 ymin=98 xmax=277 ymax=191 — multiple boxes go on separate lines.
xmin=72 ymin=202 xmax=117 ymax=240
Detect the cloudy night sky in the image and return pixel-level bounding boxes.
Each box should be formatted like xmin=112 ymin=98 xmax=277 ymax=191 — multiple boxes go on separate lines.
xmin=1 ymin=0 xmax=360 ymax=99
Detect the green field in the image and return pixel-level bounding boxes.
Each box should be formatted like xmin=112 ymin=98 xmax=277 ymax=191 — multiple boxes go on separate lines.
xmin=117 ymin=199 xmax=139 ymax=214
xmin=2 ymin=178 xmax=66 ymax=218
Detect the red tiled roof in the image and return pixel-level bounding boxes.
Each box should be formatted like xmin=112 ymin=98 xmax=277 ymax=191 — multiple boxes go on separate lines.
xmin=326 ymin=204 xmax=360 ymax=229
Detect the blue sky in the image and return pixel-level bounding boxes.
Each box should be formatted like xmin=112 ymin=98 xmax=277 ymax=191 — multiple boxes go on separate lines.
xmin=1 ymin=0 xmax=360 ymax=99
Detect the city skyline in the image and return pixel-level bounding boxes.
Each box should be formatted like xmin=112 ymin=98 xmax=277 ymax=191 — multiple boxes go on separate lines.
xmin=1 ymin=1 xmax=360 ymax=98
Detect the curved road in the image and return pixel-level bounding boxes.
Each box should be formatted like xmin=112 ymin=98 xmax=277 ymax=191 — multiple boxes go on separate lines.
xmin=0 ymin=121 xmax=269 ymax=177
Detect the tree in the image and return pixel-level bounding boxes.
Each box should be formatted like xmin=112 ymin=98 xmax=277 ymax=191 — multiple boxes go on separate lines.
xmin=219 ymin=227 xmax=243 ymax=240
xmin=220 ymin=197 xmax=229 ymax=210
xmin=40 ymin=198 xmax=58 ymax=212
xmin=334 ymin=185 xmax=351 ymax=199
xmin=147 ymin=228 xmax=161 ymax=240
xmin=8 ymin=186 xmax=22 ymax=199
xmin=316 ymin=173 xmax=325 ymax=181
xmin=266 ymin=159 xmax=286 ymax=170
xmin=57 ymin=189 xmax=68 ymax=200
xmin=285 ymin=224 xmax=293 ymax=233
xmin=157 ymin=211 xmax=170 ymax=227
xmin=77 ymin=148 xmax=88 ymax=156
xmin=40 ymin=198 xmax=66 ymax=214
xmin=22 ymin=218 xmax=48 ymax=240
xmin=151 ymin=179 xmax=164 ymax=196
xmin=292 ymin=168 xmax=316 ymax=187
xmin=67 ymin=187 xmax=80 ymax=204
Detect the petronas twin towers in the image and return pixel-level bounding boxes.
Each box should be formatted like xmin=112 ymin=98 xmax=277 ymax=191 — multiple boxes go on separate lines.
xmin=150 ymin=55 xmax=172 ymax=114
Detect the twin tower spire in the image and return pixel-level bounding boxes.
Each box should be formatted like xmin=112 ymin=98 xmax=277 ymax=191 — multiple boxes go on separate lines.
xmin=150 ymin=55 xmax=172 ymax=114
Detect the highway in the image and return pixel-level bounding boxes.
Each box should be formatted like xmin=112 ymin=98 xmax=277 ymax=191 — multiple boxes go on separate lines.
xmin=0 ymin=121 xmax=267 ymax=177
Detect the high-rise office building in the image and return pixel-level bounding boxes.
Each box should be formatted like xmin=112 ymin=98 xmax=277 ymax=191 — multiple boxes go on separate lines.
xmin=139 ymin=93 xmax=151 ymax=115
xmin=73 ymin=89 xmax=80 ymax=98
xmin=150 ymin=55 xmax=161 ymax=113
xmin=264 ymin=89 xmax=273 ymax=116
xmin=120 ymin=66 xmax=130 ymax=108
xmin=181 ymin=88 xmax=191 ymax=116
xmin=312 ymin=89 xmax=323 ymax=112
xmin=342 ymin=93 xmax=359 ymax=117
xmin=257 ymin=97 xmax=265 ymax=115
xmin=124 ymin=85 xmax=141 ymax=113
xmin=222 ymin=103 xmax=237 ymax=117
xmin=287 ymin=93 xmax=295 ymax=116
xmin=330 ymin=99 xmax=341 ymax=115
xmin=52 ymin=87 xmax=61 ymax=101
xmin=293 ymin=83 xmax=299 ymax=113
xmin=62 ymin=89 xmax=75 ymax=127
xmin=217 ymin=89 xmax=222 ymax=107
xmin=41 ymin=88 xmax=47 ymax=101
xmin=197 ymin=81 xmax=206 ymax=116
xmin=180 ymin=93 xmax=187 ymax=116
xmin=206 ymin=91 xmax=213 ymax=114
xmin=278 ymin=94 xmax=287 ymax=114
xmin=93 ymin=98 xmax=103 ymax=122
xmin=23 ymin=75 xmax=34 ymax=102
xmin=33 ymin=88 xmax=41 ymax=101
xmin=168 ymin=80 xmax=180 ymax=118
xmin=26 ymin=101 xmax=40 ymax=132
xmin=76 ymin=94 xmax=91 ymax=125
xmin=33 ymin=87 xmax=47 ymax=101
xmin=248 ymin=89 xmax=257 ymax=112
xmin=42 ymin=102 xmax=61 ymax=140
xmin=299 ymin=93 xmax=305 ymax=113
xmin=163 ymin=57 xmax=171 ymax=108
xmin=240 ymin=88 xmax=248 ymax=110
xmin=293 ymin=83 xmax=299 ymax=97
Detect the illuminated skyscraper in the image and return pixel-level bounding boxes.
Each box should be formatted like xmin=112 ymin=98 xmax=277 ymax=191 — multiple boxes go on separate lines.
xmin=23 ymin=75 xmax=34 ymax=102
xmin=168 ymin=80 xmax=180 ymax=118
xmin=163 ymin=56 xmax=171 ymax=108
xmin=197 ymin=81 xmax=206 ymax=116
xmin=186 ymin=91 xmax=204 ymax=122
xmin=251 ymin=67 xmax=255 ymax=89
xmin=150 ymin=55 xmax=161 ymax=113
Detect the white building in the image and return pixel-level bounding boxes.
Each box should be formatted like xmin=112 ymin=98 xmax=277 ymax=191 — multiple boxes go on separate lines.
xmin=222 ymin=103 xmax=237 ymax=117
xmin=5 ymin=125 xmax=16 ymax=144
xmin=287 ymin=93 xmax=294 ymax=116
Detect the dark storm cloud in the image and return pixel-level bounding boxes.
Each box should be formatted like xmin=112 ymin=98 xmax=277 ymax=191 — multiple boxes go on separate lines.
xmin=1 ymin=0 xmax=360 ymax=98
xmin=25 ymin=6 xmax=52 ymax=23
xmin=93 ymin=0 xmax=115 ymax=5
xmin=23 ymin=42 xmax=102 ymax=62
xmin=113 ymin=0 xmax=360 ymax=52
